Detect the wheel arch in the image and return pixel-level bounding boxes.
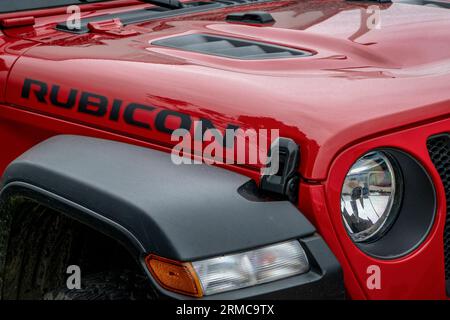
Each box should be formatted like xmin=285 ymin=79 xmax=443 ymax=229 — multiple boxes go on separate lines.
xmin=0 ymin=135 xmax=335 ymax=299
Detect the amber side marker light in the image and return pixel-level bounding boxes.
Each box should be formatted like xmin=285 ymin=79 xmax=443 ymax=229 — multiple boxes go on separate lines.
xmin=146 ymin=241 xmax=309 ymax=297
xmin=145 ymin=254 xmax=203 ymax=297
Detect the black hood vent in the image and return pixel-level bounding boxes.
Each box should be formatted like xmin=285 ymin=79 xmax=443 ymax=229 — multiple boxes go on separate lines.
xmin=152 ymin=34 xmax=312 ymax=60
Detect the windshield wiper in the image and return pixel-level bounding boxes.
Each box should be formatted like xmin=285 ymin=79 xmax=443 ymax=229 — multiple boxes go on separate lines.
xmin=57 ymin=0 xmax=271 ymax=33
xmin=139 ymin=0 xmax=184 ymax=10
xmin=79 ymin=0 xmax=184 ymax=9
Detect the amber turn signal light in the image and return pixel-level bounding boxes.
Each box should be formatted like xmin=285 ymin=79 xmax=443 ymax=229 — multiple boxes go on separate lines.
xmin=145 ymin=254 xmax=203 ymax=297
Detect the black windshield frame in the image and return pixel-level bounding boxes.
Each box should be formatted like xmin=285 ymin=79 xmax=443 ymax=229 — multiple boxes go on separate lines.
xmin=0 ymin=0 xmax=115 ymax=14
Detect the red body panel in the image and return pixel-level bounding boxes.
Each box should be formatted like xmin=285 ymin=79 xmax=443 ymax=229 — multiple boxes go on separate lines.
xmin=0 ymin=0 xmax=448 ymax=299
xmin=301 ymin=118 xmax=450 ymax=299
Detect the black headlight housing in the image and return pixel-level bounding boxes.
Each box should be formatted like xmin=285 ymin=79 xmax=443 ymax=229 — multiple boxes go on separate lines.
xmin=341 ymin=149 xmax=436 ymax=259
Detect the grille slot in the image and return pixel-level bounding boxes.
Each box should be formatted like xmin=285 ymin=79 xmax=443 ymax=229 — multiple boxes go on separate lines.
xmin=152 ymin=34 xmax=311 ymax=59
xmin=427 ymin=133 xmax=450 ymax=294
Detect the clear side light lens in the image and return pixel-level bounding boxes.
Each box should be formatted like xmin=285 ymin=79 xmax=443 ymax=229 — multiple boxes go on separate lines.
xmin=192 ymin=240 xmax=309 ymax=296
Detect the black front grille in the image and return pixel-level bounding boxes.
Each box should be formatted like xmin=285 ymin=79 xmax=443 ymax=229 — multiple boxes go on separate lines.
xmin=427 ymin=134 xmax=450 ymax=293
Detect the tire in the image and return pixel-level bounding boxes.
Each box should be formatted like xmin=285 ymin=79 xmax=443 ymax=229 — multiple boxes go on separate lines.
xmin=43 ymin=271 xmax=154 ymax=300
xmin=2 ymin=200 xmax=155 ymax=300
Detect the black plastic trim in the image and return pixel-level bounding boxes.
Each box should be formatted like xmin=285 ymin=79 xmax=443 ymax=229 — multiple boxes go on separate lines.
xmin=145 ymin=0 xmax=185 ymax=10
xmin=260 ymin=138 xmax=300 ymax=201
xmin=426 ymin=133 xmax=450 ymax=295
xmin=226 ymin=11 xmax=275 ymax=24
xmin=394 ymin=0 xmax=450 ymax=9
xmin=348 ymin=0 xmax=450 ymax=7
xmin=354 ymin=149 xmax=437 ymax=259
xmin=56 ymin=2 xmax=223 ymax=34
xmin=0 ymin=135 xmax=316 ymax=262
xmin=0 ymin=0 xmax=108 ymax=14
xmin=346 ymin=0 xmax=392 ymax=3
xmin=55 ymin=0 xmax=274 ymax=34
xmin=0 ymin=183 xmax=146 ymax=258
xmin=152 ymin=34 xmax=311 ymax=60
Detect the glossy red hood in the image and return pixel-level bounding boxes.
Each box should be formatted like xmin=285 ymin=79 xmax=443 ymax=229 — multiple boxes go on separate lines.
xmin=4 ymin=0 xmax=450 ymax=179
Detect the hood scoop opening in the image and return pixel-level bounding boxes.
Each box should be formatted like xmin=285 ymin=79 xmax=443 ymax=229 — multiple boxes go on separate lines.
xmin=152 ymin=34 xmax=312 ymax=59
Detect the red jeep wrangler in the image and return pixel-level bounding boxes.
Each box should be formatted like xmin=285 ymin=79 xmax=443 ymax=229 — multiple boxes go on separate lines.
xmin=0 ymin=0 xmax=448 ymax=300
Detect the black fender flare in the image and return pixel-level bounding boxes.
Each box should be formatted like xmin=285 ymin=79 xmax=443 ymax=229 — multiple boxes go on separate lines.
xmin=0 ymin=135 xmax=316 ymax=260
xmin=0 ymin=135 xmax=343 ymax=299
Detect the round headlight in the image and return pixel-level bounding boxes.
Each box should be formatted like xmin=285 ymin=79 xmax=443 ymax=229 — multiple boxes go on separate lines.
xmin=341 ymin=151 xmax=401 ymax=243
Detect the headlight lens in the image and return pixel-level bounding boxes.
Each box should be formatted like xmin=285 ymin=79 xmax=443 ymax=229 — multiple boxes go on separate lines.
xmin=192 ymin=240 xmax=309 ymax=296
xmin=341 ymin=151 xmax=401 ymax=243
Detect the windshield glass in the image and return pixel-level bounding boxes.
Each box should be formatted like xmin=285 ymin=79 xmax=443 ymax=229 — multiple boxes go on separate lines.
xmin=0 ymin=0 xmax=113 ymax=13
